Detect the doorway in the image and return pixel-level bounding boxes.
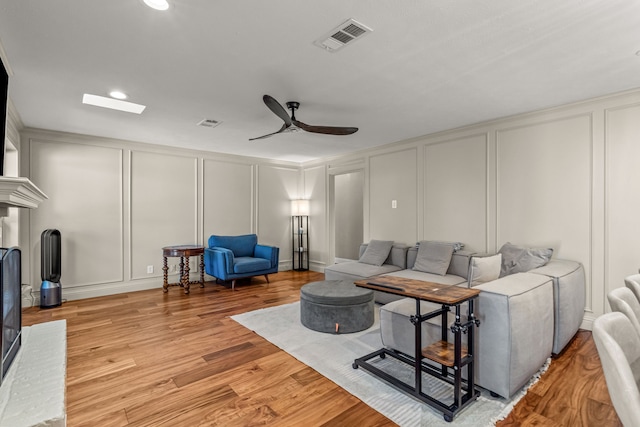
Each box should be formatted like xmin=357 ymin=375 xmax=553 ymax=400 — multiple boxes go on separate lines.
xmin=330 ymin=170 xmax=364 ymax=263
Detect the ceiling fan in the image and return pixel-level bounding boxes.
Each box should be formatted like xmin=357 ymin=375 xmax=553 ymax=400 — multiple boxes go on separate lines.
xmin=249 ymin=95 xmax=358 ymax=141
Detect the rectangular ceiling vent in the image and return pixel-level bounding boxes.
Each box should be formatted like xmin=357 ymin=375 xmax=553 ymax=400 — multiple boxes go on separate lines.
xmin=197 ymin=118 xmax=221 ymax=128
xmin=314 ymin=19 xmax=373 ymax=53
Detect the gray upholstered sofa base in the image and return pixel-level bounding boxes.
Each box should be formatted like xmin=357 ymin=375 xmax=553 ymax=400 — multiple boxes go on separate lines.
xmin=529 ymin=260 xmax=586 ymax=355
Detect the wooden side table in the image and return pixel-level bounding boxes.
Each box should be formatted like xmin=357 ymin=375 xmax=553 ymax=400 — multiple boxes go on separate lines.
xmin=162 ymin=245 xmax=205 ymax=294
xmin=353 ymin=276 xmax=481 ymax=422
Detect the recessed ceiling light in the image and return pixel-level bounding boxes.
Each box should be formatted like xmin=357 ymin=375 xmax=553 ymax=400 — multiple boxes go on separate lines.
xmin=143 ymin=0 xmax=169 ymax=11
xmin=82 ymin=94 xmax=146 ymax=114
xmin=109 ymin=91 xmax=127 ymax=100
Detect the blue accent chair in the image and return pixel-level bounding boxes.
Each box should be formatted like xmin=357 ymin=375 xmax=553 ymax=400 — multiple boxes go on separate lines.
xmin=204 ymin=234 xmax=279 ymax=290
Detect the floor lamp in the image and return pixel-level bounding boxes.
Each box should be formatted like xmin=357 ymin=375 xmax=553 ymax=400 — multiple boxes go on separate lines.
xmin=291 ymin=199 xmax=309 ymax=271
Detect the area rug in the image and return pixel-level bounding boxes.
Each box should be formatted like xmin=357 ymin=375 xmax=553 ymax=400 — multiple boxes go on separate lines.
xmin=232 ymin=302 xmax=549 ymax=427
xmin=0 ymin=320 xmax=67 ymax=427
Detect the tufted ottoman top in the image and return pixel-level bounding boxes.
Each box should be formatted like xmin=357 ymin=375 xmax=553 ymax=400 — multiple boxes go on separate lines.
xmin=300 ymin=280 xmax=373 ymax=306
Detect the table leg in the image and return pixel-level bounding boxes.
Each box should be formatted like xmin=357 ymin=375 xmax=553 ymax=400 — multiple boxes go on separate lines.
xmin=467 ymin=299 xmax=477 ymax=401
xmin=453 ymin=305 xmax=462 ymax=408
xmin=183 ymin=256 xmax=190 ymax=294
xmin=414 ymin=299 xmax=422 ymax=395
xmin=162 ymin=256 xmax=169 ymax=292
xmin=199 ymin=254 xmax=205 ymax=287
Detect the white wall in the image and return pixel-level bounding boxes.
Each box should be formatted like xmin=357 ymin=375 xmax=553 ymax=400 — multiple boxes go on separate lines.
xmin=303 ymin=88 xmax=640 ymax=330
xmin=20 ymin=129 xmax=299 ymax=302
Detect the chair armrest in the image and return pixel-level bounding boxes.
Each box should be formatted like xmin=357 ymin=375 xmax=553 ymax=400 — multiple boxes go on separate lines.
xmin=205 ymin=247 xmax=234 ymax=273
xmin=255 ymin=244 xmax=279 ymax=268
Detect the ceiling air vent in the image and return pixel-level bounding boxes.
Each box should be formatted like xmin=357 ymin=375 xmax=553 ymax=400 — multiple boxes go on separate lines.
xmin=197 ymin=118 xmax=221 ymax=128
xmin=314 ymin=18 xmax=373 ymax=53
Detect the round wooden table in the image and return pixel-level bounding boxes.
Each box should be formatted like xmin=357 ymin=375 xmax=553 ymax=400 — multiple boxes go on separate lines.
xmin=162 ymin=245 xmax=205 ymax=294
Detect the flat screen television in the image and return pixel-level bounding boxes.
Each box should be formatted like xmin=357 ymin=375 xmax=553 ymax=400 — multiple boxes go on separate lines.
xmin=0 ymin=56 xmax=7 ymax=176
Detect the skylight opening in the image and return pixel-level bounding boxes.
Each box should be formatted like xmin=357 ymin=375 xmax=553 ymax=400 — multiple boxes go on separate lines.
xmin=82 ymin=94 xmax=146 ymax=114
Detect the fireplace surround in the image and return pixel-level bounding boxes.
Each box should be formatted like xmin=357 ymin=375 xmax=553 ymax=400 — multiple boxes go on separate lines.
xmin=0 ymin=247 xmax=21 ymax=386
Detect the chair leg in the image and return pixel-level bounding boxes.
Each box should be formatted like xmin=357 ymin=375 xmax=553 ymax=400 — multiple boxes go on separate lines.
xmin=264 ymin=274 xmax=270 ymax=288
xmin=232 ymin=279 xmax=236 ymax=291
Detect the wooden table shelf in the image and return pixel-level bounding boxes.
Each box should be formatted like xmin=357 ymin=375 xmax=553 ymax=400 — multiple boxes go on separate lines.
xmin=422 ymin=340 xmax=469 ymax=368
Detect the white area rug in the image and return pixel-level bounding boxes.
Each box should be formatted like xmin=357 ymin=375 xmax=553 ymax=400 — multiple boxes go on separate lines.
xmin=0 ymin=320 xmax=67 ymax=427
xmin=232 ymin=302 xmax=549 ymax=427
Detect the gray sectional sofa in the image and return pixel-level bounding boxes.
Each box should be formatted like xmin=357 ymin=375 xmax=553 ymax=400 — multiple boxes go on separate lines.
xmin=324 ymin=240 xmax=586 ymax=398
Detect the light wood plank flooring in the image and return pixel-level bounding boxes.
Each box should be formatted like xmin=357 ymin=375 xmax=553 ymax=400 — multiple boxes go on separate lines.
xmin=22 ymin=271 xmax=620 ymax=426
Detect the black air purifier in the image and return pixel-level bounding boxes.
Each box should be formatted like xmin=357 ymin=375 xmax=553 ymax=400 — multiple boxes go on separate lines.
xmin=40 ymin=229 xmax=62 ymax=308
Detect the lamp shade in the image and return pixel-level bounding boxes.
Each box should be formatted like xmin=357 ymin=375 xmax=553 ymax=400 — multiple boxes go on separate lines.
xmin=291 ymin=199 xmax=310 ymax=216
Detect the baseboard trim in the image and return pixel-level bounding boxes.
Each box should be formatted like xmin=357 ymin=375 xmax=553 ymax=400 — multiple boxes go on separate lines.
xmin=580 ymin=312 xmax=596 ymax=331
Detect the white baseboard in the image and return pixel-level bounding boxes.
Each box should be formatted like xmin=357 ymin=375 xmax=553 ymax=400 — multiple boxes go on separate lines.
xmin=580 ymin=311 xmax=597 ymax=331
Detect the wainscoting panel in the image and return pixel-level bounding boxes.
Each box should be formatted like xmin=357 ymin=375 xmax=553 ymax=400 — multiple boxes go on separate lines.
xmin=130 ymin=151 xmax=197 ymax=280
xmin=304 ymin=165 xmax=327 ymax=270
xmin=369 ymin=148 xmax=418 ymax=245
xmin=423 ymin=134 xmax=488 ymax=252
xmin=496 ymin=115 xmax=592 ymax=273
xmin=202 ymin=159 xmax=253 ymax=238
xmin=29 ymin=139 xmax=124 ymax=287
xmin=256 ymin=164 xmax=299 ymax=262
xmin=605 ymin=103 xmax=640 ymax=299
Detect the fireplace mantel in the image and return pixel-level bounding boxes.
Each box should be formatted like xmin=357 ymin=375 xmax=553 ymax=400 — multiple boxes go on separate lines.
xmin=0 ymin=176 xmax=48 ymax=216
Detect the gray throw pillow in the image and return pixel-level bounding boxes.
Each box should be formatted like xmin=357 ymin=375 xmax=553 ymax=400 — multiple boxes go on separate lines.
xmin=359 ymin=240 xmax=394 ymax=266
xmin=498 ymin=242 xmax=553 ymax=277
xmin=412 ymin=241 xmax=455 ymax=275
xmin=469 ymin=254 xmax=502 ymax=286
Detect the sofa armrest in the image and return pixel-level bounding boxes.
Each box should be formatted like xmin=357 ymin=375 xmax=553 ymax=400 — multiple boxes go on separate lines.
xmin=474 ymin=273 xmax=554 ymax=398
xmin=255 ymin=244 xmax=279 ymax=268
xmin=528 ymin=259 xmax=586 ymax=354
xmin=205 ymin=247 xmax=234 ymax=274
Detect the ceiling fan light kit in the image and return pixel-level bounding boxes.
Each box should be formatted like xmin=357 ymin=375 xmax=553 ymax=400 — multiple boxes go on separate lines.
xmin=142 ymin=0 xmax=169 ymax=11
xmin=250 ymin=95 xmax=358 ymax=141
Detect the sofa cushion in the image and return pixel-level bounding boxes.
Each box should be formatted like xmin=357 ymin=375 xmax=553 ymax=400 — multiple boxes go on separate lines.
xmin=324 ymin=262 xmax=402 ymax=282
xmin=498 ymin=242 xmax=553 ymax=277
xmin=469 ymin=254 xmax=502 ymax=287
xmin=233 ymin=257 xmax=271 ymax=274
xmin=359 ymin=240 xmax=394 ymax=266
xmin=413 ymin=241 xmax=454 ymax=275
xmin=383 ymin=269 xmax=467 ymax=286
xmin=209 ymin=234 xmax=257 ymax=258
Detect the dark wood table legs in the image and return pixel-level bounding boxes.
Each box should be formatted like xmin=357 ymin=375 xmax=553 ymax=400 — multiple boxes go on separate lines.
xmin=162 ymin=245 xmax=205 ymax=294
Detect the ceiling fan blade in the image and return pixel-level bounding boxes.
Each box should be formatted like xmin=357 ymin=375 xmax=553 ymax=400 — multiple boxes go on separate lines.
xmin=292 ymin=119 xmax=358 ymax=136
xmin=263 ymin=95 xmax=292 ymax=126
xmin=249 ymin=124 xmax=288 ymax=141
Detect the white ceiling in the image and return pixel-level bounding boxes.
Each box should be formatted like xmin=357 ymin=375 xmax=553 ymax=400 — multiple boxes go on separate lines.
xmin=1 ymin=0 xmax=639 ymax=163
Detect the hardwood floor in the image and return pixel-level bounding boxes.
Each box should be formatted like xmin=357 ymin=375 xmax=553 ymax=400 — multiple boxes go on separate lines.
xmin=22 ymin=271 xmax=620 ymax=426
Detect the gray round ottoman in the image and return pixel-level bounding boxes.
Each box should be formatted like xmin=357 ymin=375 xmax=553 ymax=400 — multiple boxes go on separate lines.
xmin=300 ymin=280 xmax=374 ymax=333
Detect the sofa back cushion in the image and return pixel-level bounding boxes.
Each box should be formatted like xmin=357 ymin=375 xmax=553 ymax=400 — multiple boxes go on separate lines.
xmin=358 ymin=243 xmax=409 ymax=269
xmin=412 ymin=241 xmax=454 ymax=275
xmin=498 ymin=242 xmax=553 ymax=277
xmin=209 ymin=234 xmax=257 ymax=257
xmin=407 ymin=246 xmax=473 ymax=280
xmin=469 ymin=253 xmax=502 ymax=286
xmin=358 ymin=240 xmax=394 ymax=266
